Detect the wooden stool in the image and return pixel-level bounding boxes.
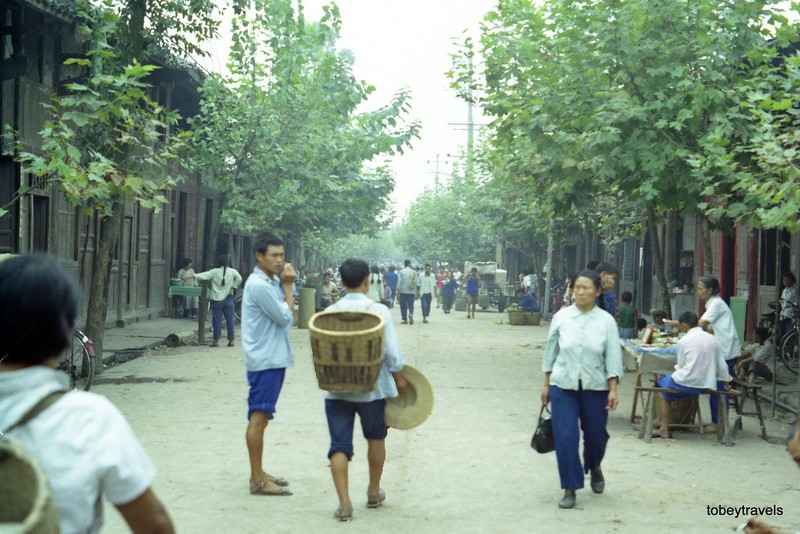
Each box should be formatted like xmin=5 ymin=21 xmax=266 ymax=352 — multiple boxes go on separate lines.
xmin=731 ymin=378 xmax=768 ymax=441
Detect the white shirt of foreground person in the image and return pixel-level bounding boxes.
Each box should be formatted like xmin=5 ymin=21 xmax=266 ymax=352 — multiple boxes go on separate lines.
xmin=324 ymin=293 xmax=404 ymax=402
xmin=671 ymin=326 xmax=732 ymax=389
xmin=542 ymin=304 xmax=624 ymax=390
xmin=701 ymin=294 xmax=742 ymax=361
xmin=0 ymin=366 xmax=156 ymax=534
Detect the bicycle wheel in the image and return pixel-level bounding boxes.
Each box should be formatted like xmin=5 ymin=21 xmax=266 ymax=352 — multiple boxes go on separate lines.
xmin=779 ymin=330 xmax=799 ymax=375
xmin=233 ymin=294 xmax=242 ymax=324
xmin=60 ymin=332 xmax=95 ymax=390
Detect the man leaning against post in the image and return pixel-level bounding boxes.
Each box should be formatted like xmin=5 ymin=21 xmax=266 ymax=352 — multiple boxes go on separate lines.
xmin=323 ymin=258 xmax=407 ymax=522
xmin=241 ymin=233 xmax=295 ymax=496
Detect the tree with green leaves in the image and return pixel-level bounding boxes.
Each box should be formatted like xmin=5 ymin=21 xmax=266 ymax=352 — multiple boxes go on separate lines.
xmin=189 ymin=1 xmax=419 ymax=259
xmin=454 ymin=0 xmax=799 ymax=316
xmin=6 ymin=0 xmax=220 ymax=362
xmin=395 ymin=177 xmax=495 ymax=264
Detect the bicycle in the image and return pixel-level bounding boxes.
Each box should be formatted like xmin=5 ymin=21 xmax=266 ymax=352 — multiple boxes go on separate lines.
xmin=57 ymin=329 xmax=96 ymax=390
xmin=776 ymin=299 xmax=799 ymax=375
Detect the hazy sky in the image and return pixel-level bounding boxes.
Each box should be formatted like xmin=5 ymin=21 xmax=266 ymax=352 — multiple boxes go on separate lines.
xmin=301 ymin=1 xmax=496 ymax=219
xmin=198 ymin=1 xmax=496 ymax=220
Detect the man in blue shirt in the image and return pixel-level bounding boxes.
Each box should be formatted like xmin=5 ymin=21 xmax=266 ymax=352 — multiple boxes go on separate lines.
xmin=324 ymin=258 xmax=407 ymax=521
xmin=242 ymin=233 xmax=296 ymax=497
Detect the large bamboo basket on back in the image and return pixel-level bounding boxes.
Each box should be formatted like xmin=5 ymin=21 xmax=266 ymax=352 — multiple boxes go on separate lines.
xmin=309 ymin=310 xmax=385 ymax=393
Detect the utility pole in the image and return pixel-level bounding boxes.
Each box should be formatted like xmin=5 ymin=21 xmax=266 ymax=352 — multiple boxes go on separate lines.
xmin=435 ymin=154 xmax=440 ymax=194
xmin=466 ymin=54 xmax=474 ymax=181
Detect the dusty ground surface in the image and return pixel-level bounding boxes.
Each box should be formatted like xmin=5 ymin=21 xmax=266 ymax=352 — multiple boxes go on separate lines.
xmin=96 ymin=304 xmax=799 ymax=533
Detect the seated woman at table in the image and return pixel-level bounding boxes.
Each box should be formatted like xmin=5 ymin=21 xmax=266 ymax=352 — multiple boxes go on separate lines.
xmin=654 ymin=311 xmax=732 ymax=439
xmin=735 ymin=326 xmax=775 ymax=382
xmin=177 ymin=258 xmax=199 ymax=319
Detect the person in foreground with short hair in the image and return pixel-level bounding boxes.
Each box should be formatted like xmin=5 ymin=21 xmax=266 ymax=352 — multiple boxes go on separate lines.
xmin=0 ymin=254 xmax=174 ymax=533
xmin=654 ymin=311 xmax=732 ymax=440
xmin=241 ymin=233 xmax=296 ymax=496
xmin=541 ymin=269 xmax=623 ymax=510
xmin=324 ymin=258 xmax=407 ymax=521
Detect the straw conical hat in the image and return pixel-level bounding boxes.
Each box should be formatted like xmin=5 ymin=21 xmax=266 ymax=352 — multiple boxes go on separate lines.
xmin=385 ymin=365 xmax=433 ymax=430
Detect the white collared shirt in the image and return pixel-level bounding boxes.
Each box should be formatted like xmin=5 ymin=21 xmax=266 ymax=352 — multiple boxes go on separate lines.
xmin=672 ymin=327 xmax=732 ymax=388
xmin=700 ymin=295 xmax=741 ymax=360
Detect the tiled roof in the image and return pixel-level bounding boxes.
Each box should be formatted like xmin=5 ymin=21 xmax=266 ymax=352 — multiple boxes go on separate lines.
xmin=22 ymin=0 xmax=76 ymax=22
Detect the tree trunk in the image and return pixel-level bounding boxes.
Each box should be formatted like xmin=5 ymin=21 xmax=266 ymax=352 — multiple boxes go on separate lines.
xmin=84 ymin=200 xmax=123 ymax=372
xmin=647 ymin=205 xmax=672 ymax=318
xmin=700 ymin=215 xmax=713 ymax=275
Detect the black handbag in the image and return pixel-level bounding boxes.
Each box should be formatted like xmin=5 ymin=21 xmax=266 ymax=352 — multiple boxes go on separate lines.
xmin=531 ymin=404 xmax=555 ymax=453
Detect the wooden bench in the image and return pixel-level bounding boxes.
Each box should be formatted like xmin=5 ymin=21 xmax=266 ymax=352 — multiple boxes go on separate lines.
xmin=637 ymin=386 xmax=740 ymax=446
xmin=730 ymin=378 xmax=768 ymax=441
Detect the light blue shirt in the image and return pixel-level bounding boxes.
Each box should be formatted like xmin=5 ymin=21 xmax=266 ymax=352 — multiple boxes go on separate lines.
xmin=241 ymin=268 xmax=294 ymax=371
xmin=543 ymin=304 xmax=623 ymax=391
xmin=324 ymin=293 xmax=405 ymax=402
xmin=398 ymin=266 xmax=417 ymax=294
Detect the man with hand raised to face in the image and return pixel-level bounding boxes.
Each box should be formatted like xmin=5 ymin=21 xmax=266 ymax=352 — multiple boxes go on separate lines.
xmin=241 ymin=233 xmax=296 ymax=497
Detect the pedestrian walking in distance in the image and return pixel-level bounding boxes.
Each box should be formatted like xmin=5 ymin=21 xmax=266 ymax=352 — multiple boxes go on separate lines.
xmin=417 ymin=263 xmax=436 ymax=323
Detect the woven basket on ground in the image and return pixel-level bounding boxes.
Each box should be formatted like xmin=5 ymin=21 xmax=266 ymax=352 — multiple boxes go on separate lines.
xmin=508 ymin=310 xmax=526 ymax=325
xmin=525 ymin=312 xmax=542 ymax=325
xmin=309 ymin=310 xmax=385 ymax=393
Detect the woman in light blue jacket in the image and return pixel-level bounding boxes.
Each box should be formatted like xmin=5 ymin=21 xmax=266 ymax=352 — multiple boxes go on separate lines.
xmin=541 ymin=269 xmax=623 ymax=510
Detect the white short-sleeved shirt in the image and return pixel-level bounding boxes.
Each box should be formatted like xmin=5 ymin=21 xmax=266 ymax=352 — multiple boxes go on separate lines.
xmin=700 ymin=295 xmax=742 ymax=360
xmin=0 ymin=367 xmax=156 ymax=534
xmin=672 ymin=327 xmax=731 ymax=389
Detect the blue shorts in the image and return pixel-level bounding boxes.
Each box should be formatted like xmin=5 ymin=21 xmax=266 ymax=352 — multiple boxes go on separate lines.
xmin=247 ymin=368 xmax=286 ymax=420
xmin=325 ymin=399 xmax=387 ymax=460
xmin=658 ymin=374 xmax=706 ymax=403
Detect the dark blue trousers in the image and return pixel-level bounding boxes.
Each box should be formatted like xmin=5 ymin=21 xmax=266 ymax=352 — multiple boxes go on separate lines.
xmin=420 ymin=293 xmax=432 ymax=317
xmin=710 ymin=359 xmax=737 ymax=423
xmin=211 ymin=294 xmax=235 ymax=341
xmin=399 ymin=292 xmax=415 ymax=320
xmin=549 ymin=385 xmax=609 ymax=490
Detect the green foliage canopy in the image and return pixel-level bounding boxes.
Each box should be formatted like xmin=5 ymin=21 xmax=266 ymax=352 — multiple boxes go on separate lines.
xmin=189 ymin=0 xmax=420 ymax=244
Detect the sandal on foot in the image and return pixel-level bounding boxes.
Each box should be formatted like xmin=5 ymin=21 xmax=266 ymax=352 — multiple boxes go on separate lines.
xmin=367 ymin=488 xmax=385 ymax=508
xmin=335 ymin=507 xmax=353 ymax=522
xmin=262 ymin=471 xmax=289 ymax=487
xmin=250 ymin=478 xmax=292 ymax=496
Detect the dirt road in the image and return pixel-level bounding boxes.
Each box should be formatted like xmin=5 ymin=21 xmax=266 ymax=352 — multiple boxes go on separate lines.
xmin=98 ymin=304 xmax=799 ymax=533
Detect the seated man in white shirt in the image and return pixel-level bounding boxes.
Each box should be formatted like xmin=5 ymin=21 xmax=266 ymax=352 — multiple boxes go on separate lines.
xmin=654 ymin=311 xmax=732 ymax=439
xmin=735 ymin=326 xmax=775 ymax=382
